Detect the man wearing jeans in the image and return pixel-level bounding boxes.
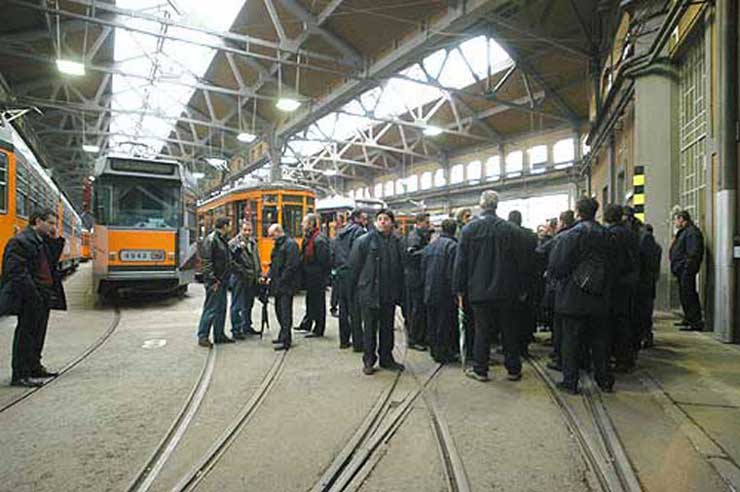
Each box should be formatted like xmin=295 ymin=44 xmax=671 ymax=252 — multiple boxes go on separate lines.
xmin=229 ymin=219 xmax=261 ymax=339
xmin=197 ymin=217 xmax=233 ymax=347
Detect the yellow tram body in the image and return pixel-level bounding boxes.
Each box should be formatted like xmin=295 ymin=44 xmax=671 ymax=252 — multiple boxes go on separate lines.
xmin=196 ymin=182 xmax=316 ymax=273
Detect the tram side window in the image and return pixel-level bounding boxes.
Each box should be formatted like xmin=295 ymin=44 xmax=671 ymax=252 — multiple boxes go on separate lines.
xmin=235 ymin=200 xmax=258 ymax=234
xmin=262 ymin=205 xmax=277 ymax=237
xmin=29 ymin=173 xmax=40 ymax=214
xmin=16 ymin=161 xmax=29 ymax=218
xmin=0 ymin=152 xmax=7 ymax=212
xmin=283 ymin=204 xmax=304 ymax=239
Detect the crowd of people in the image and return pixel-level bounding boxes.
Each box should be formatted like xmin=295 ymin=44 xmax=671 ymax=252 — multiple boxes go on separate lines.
xmin=0 ymin=191 xmax=706 ymax=394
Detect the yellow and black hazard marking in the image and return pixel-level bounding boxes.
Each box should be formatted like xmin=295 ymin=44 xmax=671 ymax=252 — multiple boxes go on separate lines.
xmin=633 ymin=165 xmax=645 ymax=222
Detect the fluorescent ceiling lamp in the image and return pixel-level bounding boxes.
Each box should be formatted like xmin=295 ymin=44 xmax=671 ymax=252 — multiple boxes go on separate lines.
xmin=423 ymin=126 xmax=443 ymax=137
xmin=192 ymin=172 xmax=205 ymax=179
xmin=82 ymin=144 xmax=100 ymax=153
xmin=276 ymin=98 xmax=301 ymax=112
xmin=323 ymin=169 xmax=338 ymax=176
xmin=206 ymin=158 xmax=227 ymax=168
xmin=56 ymin=59 xmax=85 ymax=76
xmin=237 ymin=132 xmax=257 ymax=143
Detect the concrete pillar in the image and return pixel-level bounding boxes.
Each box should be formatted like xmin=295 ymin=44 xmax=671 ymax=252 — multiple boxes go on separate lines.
xmin=607 ymin=133 xmax=616 ymax=203
xmin=268 ymin=136 xmax=282 ymax=182
xmin=634 ymin=73 xmax=679 ymax=311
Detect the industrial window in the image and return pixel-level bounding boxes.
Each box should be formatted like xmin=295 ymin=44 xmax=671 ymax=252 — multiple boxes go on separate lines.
xmin=384 ymin=180 xmax=394 ymax=197
xmin=450 ymin=164 xmax=464 ymax=184
xmin=617 ymin=171 xmax=626 ymax=205
xmin=283 ymin=204 xmax=304 ymax=239
xmin=467 ymin=160 xmax=482 ymax=182
xmin=434 ymin=168 xmax=446 ymax=187
xmin=553 ymin=138 xmax=575 ymax=165
xmin=347 ymin=189 xmax=355 ymax=199
xmin=678 ymin=34 xmax=707 ymax=230
xmin=395 ymin=178 xmax=405 ymax=194
xmin=406 ymin=174 xmax=418 ymax=193
xmin=16 ymin=160 xmax=29 ymax=218
xmin=262 ymin=205 xmax=277 ymax=237
xmin=485 ymin=156 xmax=501 ymax=180
xmin=374 ymin=183 xmax=383 ymax=198
xmin=505 ymin=151 xmax=523 ymax=177
xmin=0 ymin=152 xmax=6 ymax=213
xmin=420 ymin=171 xmax=432 ymax=190
xmin=528 ymin=145 xmax=547 ymax=174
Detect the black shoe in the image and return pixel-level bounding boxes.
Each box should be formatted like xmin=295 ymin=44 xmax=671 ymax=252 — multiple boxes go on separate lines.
xmin=679 ymin=325 xmax=702 ymax=332
xmin=304 ymin=332 xmax=323 ymax=338
xmin=379 ymin=361 xmax=405 ymax=372
xmin=556 ymin=382 xmax=579 ymax=395
xmin=598 ymin=382 xmax=615 ymax=393
xmin=330 ymin=308 xmax=339 ymax=318
xmin=464 ymin=368 xmax=490 ymax=382
xmin=198 ymin=338 xmax=213 ymax=348
xmin=363 ymin=366 xmax=375 ymax=375
xmin=642 ymin=334 xmax=655 ymax=349
xmin=31 ymin=368 xmax=59 ymax=378
xmin=674 ymin=320 xmax=690 ymax=327
xmin=274 ymin=344 xmax=290 ymax=351
xmin=232 ymin=333 xmax=246 ymax=341
xmin=339 ymin=343 xmax=351 ymax=349
xmin=293 ymin=326 xmax=310 ymax=332
xmin=215 ymin=337 xmax=235 ymax=344
xmin=10 ymin=377 xmax=44 ymax=388
xmin=507 ymin=372 xmax=522 ymax=381
xmin=546 ymin=361 xmax=562 ymax=372
xmin=409 ymin=343 xmax=427 ymax=352
xmin=272 ymin=339 xmax=283 ymax=344
xmin=244 ymin=328 xmax=261 ymax=336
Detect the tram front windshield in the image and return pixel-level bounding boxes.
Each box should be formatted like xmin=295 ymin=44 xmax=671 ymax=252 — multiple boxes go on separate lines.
xmin=96 ymin=176 xmax=181 ymax=228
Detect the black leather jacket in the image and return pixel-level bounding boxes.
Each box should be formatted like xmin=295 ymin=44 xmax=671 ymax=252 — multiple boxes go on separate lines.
xmin=669 ymin=224 xmax=704 ymax=276
xmin=200 ymin=230 xmax=231 ymax=286
xmin=348 ymin=228 xmax=404 ymax=309
xmin=269 ymin=235 xmax=301 ymax=296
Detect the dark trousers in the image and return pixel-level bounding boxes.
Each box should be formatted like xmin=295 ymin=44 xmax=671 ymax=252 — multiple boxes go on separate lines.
xmin=337 ymin=272 xmax=362 ymax=348
xmin=550 ymin=314 xmax=563 ymax=366
xmin=471 ymin=303 xmax=521 ymax=376
xmin=274 ymin=294 xmax=293 ymax=346
xmin=634 ymin=294 xmax=655 ymax=344
xmin=230 ymin=279 xmax=256 ymax=334
xmin=513 ymin=301 xmax=535 ymax=355
xmin=12 ymin=301 xmax=44 ymax=379
xmin=427 ymin=301 xmax=458 ymax=363
xmin=462 ymin=295 xmax=475 ymax=359
xmin=197 ymin=284 xmax=227 ymax=340
xmin=560 ymin=315 xmax=613 ymax=390
xmin=406 ymin=286 xmax=427 ymax=346
xmin=330 ymin=278 xmax=339 ymax=311
xmin=299 ymin=286 xmax=326 ymax=335
xmin=362 ymin=304 xmax=396 ymax=368
xmin=677 ymin=271 xmax=703 ymax=325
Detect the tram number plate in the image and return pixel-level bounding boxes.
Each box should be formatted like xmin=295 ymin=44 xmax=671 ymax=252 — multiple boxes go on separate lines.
xmin=120 ymin=250 xmax=166 ymax=262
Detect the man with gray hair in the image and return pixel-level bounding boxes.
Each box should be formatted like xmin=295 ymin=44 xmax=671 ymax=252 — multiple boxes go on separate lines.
xmin=296 ymin=213 xmax=332 ymax=338
xmin=267 ymin=223 xmax=301 ymax=351
xmin=454 ymin=190 xmax=525 ymax=382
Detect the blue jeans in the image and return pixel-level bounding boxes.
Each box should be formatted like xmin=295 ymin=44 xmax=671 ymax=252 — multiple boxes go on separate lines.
xmin=230 ymin=278 xmax=256 ymax=334
xmin=197 ymin=283 xmax=227 ymax=341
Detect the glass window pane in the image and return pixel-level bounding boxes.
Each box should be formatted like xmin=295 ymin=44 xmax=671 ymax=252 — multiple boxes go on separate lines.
xmin=262 ymin=205 xmax=277 ymax=237
xmin=528 ymin=145 xmax=547 ymax=164
xmin=0 ymin=152 xmax=7 ymax=212
xmin=434 ymin=168 xmax=446 ymax=187
xmin=553 ymin=138 xmax=575 ymax=163
xmin=384 ymin=180 xmax=394 ymax=197
xmin=420 ymin=171 xmax=432 ymax=190
xmin=374 ymin=183 xmax=383 ymax=198
xmin=395 ymin=178 xmax=405 ymax=194
xmin=467 ymin=160 xmax=482 ymax=181
xmin=406 ymin=175 xmax=418 ymax=193
xmin=485 ymin=156 xmax=501 ymax=179
xmin=283 ymin=204 xmax=304 ymax=238
xmin=506 ymin=151 xmax=523 ymax=177
xmin=450 ymin=164 xmax=464 ymax=184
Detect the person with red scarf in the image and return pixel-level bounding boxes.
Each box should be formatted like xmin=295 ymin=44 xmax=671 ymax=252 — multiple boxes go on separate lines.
xmin=295 ymin=213 xmax=332 ymax=337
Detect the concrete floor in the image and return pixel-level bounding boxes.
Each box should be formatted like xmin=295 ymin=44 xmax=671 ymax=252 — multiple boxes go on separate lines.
xmin=0 ymin=265 xmax=738 ymax=491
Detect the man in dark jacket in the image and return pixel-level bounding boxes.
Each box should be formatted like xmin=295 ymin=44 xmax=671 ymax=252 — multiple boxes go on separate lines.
xmin=453 ymin=191 xmax=525 ymax=382
xmin=333 ymin=209 xmax=366 ymax=350
xmin=604 ymin=204 xmax=640 ymax=372
xmin=637 ymin=224 xmax=662 ymax=348
xmin=1 ymin=208 xmax=66 ymax=387
xmin=421 ymin=219 xmax=458 ymax=363
xmin=296 ymin=213 xmax=332 ymax=338
xmin=669 ymin=210 xmax=705 ymax=331
xmin=228 ymin=219 xmax=261 ymax=340
xmin=508 ymin=210 xmax=539 ymax=357
xmin=548 ymin=197 xmax=614 ymax=394
xmin=197 ymin=217 xmax=233 ymax=347
xmin=403 ymin=213 xmax=432 ymax=351
xmin=268 ymin=223 xmax=301 ymax=351
xmin=349 ymin=209 xmax=405 ymax=375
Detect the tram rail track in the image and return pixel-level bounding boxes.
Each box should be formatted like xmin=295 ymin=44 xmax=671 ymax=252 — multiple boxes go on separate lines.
xmin=0 ymin=305 xmax=121 ymax=414
xmin=528 ymin=356 xmax=642 ymax=492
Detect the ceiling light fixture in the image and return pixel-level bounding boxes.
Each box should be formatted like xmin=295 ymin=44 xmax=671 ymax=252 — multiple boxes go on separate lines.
xmin=423 ymin=126 xmax=443 ymax=137
xmin=276 ymin=98 xmax=300 ymax=112
xmin=56 ymin=59 xmax=85 ymax=76
xmin=82 ymin=144 xmax=100 ymax=153
xmin=237 ymin=132 xmax=256 ymax=143
xmin=206 ymin=158 xmax=227 ymax=168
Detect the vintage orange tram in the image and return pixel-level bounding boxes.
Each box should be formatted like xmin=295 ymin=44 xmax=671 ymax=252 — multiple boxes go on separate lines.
xmin=196 ymin=182 xmax=316 ymax=273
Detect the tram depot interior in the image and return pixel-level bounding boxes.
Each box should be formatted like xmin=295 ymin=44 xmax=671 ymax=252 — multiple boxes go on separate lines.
xmin=0 ymin=1 xmax=739 ymax=491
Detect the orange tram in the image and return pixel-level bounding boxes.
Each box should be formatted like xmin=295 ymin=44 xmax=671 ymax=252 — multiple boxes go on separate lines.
xmin=91 ymin=156 xmax=198 ymax=298
xmin=196 ymin=182 xmax=316 ymax=273
xmin=0 ymin=118 xmax=84 ymax=274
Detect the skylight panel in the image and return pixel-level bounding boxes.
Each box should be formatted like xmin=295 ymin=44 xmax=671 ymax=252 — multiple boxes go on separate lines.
xmin=438 ymin=49 xmax=476 ymax=89
xmin=423 ymin=49 xmax=447 ymax=80
xmin=459 ymin=36 xmax=489 ymax=79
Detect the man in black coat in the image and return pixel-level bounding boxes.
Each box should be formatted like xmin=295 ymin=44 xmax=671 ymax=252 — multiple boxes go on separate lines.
xmin=669 ymin=210 xmax=705 ymax=331
xmin=421 ymin=219 xmax=458 ymax=363
xmin=0 ymin=208 xmax=66 ymax=387
xmin=604 ymin=204 xmax=640 ymax=372
xmin=296 ymin=213 xmax=332 ymax=338
xmin=333 ymin=209 xmax=366 ymax=350
xmin=197 ymin=217 xmax=234 ymax=347
xmin=268 ymin=223 xmax=301 ymax=351
xmin=453 ymin=191 xmax=526 ymax=382
xmin=637 ymin=224 xmax=662 ymax=348
xmin=403 ymin=213 xmax=432 ymax=351
xmin=548 ymin=197 xmax=614 ymax=394
xmin=507 ymin=210 xmax=539 ymax=357
xmin=349 ymin=209 xmax=405 ymax=375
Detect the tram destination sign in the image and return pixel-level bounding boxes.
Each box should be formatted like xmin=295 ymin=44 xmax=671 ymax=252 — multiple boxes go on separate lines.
xmin=110 ymin=159 xmax=177 ymax=176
